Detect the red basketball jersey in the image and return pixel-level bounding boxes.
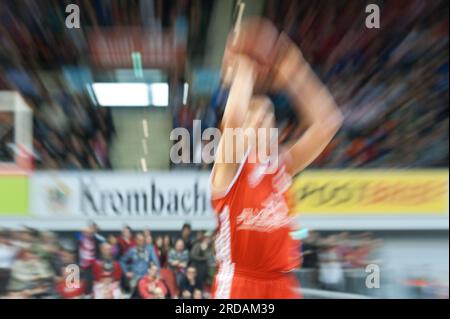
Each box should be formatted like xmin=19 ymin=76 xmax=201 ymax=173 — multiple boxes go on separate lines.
xmin=211 ymin=153 xmax=301 ymax=280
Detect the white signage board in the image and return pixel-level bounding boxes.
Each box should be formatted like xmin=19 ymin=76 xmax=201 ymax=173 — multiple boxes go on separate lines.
xmin=29 ymin=171 xmax=216 ymax=230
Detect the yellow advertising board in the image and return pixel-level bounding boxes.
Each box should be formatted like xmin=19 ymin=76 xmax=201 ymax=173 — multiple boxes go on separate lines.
xmin=289 ymin=170 xmax=449 ymax=215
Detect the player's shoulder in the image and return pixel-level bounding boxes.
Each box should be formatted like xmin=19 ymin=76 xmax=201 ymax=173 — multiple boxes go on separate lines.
xmin=210 ymin=153 xmax=250 ymax=200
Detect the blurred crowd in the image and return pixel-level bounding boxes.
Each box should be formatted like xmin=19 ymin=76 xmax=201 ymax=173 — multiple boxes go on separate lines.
xmin=300 ymin=231 xmax=382 ymax=292
xmin=0 ymin=0 xmax=448 ymax=170
xmin=0 ymin=0 xmax=209 ymax=170
xmin=303 ymin=0 xmax=449 ymax=168
xmin=32 ymin=101 xmax=116 ymax=170
xmin=299 ymin=231 xmax=448 ymax=298
xmin=1 ymin=226 xmax=448 ymax=299
xmin=192 ymin=0 xmax=449 ymax=169
xmin=0 ymin=223 xmax=215 ymax=299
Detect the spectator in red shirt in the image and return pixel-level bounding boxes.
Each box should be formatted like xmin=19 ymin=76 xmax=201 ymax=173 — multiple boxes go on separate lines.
xmin=55 ymin=276 xmax=86 ymax=299
xmin=117 ymin=226 xmax=135 ymax=257
xmin=107 ymin=234 xmax=120 ymax=260
xmin=77 ymin=227 xmax=97 ymax=269
xmin=77 ymin=226 xmax=101 ymax=294
xmin=136 ymin=263 xmax=169 ymax=299
xmin=55 ymin=249 xmax=86 ymax=299
xmin=92 ymin=243 xmax=122 ymax=299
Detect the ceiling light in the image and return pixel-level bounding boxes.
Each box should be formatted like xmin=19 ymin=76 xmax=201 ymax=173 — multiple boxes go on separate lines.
xmin=150 ymin=83 xmax=169 ymax=107
xmin=92 ymin=83 xmax=150 ymax=107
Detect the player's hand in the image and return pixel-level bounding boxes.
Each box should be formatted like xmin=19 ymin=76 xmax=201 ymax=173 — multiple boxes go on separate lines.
xmin=222 ymin=18 xmax=279 ymax=88
xmin=225 ymin=18 xmax=279 ymax=66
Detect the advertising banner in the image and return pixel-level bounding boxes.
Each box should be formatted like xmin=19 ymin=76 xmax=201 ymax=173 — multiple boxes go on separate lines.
xmin=0 ymin=174 xmax=28 ymax=216
xmin=290 ymin=170 xmax=449 ymax=215
xmin=24 ymin=170 xmax=449 ymax=230
xmin=30 ymin=171 xmax=212 ymax=219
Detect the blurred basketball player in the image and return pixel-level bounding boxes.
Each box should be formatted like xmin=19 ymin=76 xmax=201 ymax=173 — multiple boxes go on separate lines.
xmin=210 ymin=19 xmax=343 ymax=299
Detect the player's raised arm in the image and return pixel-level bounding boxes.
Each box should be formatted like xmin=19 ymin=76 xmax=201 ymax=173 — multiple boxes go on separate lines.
xmin=276 ymin=34 xmax=344 ymax=176
xmin=220 ymin=55 xmax=257 ymax=130
xmin=210 ymin=55 xmax=257 ymax=198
